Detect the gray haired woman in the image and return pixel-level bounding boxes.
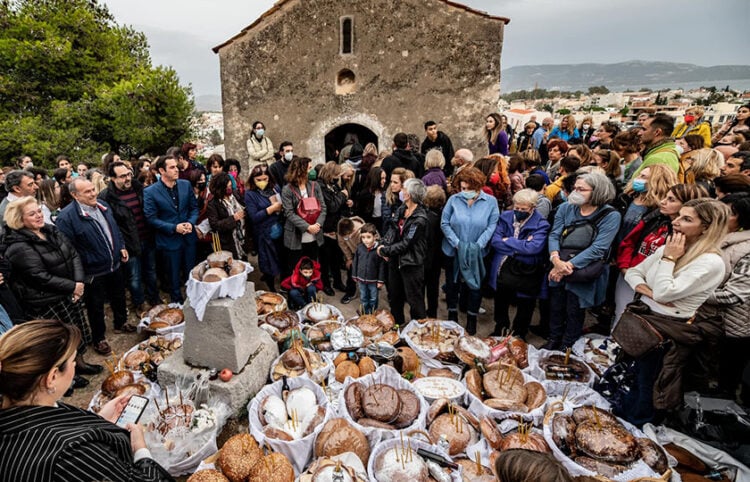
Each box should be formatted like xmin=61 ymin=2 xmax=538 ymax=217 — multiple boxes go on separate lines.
xmin=377 ymin=178 xmax=429 ymax=326
xmin=545 ymin=171 xmax=621 ymax=350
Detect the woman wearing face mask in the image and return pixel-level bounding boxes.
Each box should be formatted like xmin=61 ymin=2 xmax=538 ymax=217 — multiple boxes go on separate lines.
xmin=489 ymin=189 xmax=550 ymax=339
xmin=578 ymin=116 xmax=595 ymax=146
xmin=206 ymin=172 xmax=246 ymax=259
xmin=615 ymin=183 xmax=707 ymax=326
xmin=247 ymin=121 xmax=275 ymax=168
xmin=713 ymin=103 xmax=750 ymax=145
xmin=619 ymin=199 xmax=729 ymax=425
xmin=317 ymin=162 xmax=349 ymax=295
xmin=673 ymin=106 xmax=712 ymax=147
xmin=440 ymin=167 xmax=500 ymax=334
xmin=377 ymin=179 xmax=430 ymax=326
xmin=381 ymin=167 xmax=415 ymax=241
xmin=245 ymin=164 xmax=284 ymax=291
xmin=546 ymin=172 xmax=621 ymax=350
xmin=281 ymin=157 xmax=327 ymax=272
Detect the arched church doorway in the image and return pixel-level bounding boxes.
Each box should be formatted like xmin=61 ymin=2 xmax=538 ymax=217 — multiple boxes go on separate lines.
xmin=324 ymin=123 xmax=379 ymax=162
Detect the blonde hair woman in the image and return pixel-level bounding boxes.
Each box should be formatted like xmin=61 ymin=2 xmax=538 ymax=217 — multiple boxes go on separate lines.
xmin=684 ymin=147 xmax=723 ymax=193
xmin=549 ymin=114 xmax=580 ymax=143
xmin=621 ymin=198 xmax=729 ymax=425
xmin=382 ymin=167 xmax=415 ymax=239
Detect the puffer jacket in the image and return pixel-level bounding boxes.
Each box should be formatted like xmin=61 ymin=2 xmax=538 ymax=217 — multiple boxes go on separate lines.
xmin=697 ymin=230 xmax=750 ymax=337
xmin=3 ymin=225 xmax=84 ymax=310
xmin=379 ymin=204 xmax=429 ymax=269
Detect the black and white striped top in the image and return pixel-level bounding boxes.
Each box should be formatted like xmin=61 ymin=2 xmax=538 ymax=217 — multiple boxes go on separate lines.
xmin=0 ymin=402 xmax=173 ymax=482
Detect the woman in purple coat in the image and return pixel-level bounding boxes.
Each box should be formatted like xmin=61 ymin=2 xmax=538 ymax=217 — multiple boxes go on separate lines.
xmin=421 ymin=150 xmax=448 ymax=192
xmin=489 ymin=188 xmax=550 ymax=339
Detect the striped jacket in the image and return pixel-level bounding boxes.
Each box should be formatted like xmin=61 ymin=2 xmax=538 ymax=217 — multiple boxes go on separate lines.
xmin=0 ymin=403 xmax=173 ymax=481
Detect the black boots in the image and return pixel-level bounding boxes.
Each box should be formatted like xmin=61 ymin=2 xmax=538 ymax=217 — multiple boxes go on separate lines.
xmin=466 ymin=314 xmax=477 ymax=336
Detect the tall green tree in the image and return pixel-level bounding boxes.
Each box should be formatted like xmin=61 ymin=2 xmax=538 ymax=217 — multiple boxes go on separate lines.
xmin=0 ymin=0 xmax=194 ymax=168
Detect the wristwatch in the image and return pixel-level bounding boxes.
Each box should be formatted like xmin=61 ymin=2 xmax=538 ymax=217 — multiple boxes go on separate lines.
xmin=661 ymin=255 xmax=676 ymax=262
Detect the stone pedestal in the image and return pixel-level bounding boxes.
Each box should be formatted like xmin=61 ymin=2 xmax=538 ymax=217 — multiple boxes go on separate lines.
xmin=157 ymin=342 xmax=278 ymax=413
xmin=182 ymin=281 xmax=264 ymax=372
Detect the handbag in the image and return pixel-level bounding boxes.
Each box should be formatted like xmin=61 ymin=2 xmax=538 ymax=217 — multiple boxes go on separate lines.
xmin=292 ymin=182 xmax=321 ymax=225
xmin=497 ymin=257 xmax=544 ymax=295
xmin=558 ymin=206 xmax=614 ymax=283
xmin=611 ymin=296 xmax=664 ymax=358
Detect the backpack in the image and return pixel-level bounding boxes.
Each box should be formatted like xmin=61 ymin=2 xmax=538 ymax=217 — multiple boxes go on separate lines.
xmin=291 ymin=182 xmax=321 ymax=225
xmin=558 ymin=205 xmax=615 ymax=283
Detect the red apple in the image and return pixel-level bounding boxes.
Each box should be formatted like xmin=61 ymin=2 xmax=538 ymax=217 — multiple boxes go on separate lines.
xmin=219 ymin=368 xmax=233 ymax=382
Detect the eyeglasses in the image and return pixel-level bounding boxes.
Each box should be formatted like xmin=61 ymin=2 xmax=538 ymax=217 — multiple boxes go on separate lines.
xmin=116 ymin=172 xmax=133 ymax=179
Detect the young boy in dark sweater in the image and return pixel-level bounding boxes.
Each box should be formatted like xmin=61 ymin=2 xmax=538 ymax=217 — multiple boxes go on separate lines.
xmin=351 ymin=223 xmax=386 ymax=314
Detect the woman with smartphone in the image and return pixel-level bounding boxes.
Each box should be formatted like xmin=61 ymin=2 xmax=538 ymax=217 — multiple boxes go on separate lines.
xmin=0 ymin=320 xmax=174 ymax=481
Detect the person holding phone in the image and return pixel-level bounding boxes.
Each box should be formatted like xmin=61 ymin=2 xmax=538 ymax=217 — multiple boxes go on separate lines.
xmin=0 ymin=320 xmax=174 ymax=481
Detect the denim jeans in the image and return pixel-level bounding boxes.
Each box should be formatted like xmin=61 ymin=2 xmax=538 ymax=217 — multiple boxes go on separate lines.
xmin=288 ymin=285 xmax=318 ymax=309
xmin=0 ymin=305 xmax=12 ymax=334
xmin=124 ymin=240 xmax=159 ymax=306
xmin=358 ymin=282 xmax=378 ymax=314
xmin=548 ymin=286 xmax=586 ymax=347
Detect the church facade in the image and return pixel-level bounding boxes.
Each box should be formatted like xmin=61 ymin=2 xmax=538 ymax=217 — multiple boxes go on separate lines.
xmin=214 ymin=0 xmax=509 ymax=167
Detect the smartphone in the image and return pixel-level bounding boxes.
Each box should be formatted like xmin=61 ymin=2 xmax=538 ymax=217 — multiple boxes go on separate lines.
xmin=115 ymin=395 xmax=149 ymax=428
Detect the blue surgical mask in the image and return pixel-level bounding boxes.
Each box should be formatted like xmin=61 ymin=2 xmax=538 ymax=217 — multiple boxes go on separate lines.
xmin=255 ymin=128 xmax=265 ymax=137
xmin=398 ymin=191 xmax=406 ymax=202
xmin=514 ymin=210 xmax=531 ymax=221
xmin=632 ymin=179 xmax=647 ymax=193
xmin=461 ymin=190 xmax=477 ymax=200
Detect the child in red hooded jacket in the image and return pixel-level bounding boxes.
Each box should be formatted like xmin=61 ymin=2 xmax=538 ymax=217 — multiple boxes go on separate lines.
xmin=281 ymin=256 xmax=323 ymax=309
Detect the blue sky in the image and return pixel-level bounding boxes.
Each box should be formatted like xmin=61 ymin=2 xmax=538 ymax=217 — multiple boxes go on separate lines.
xmin=102 ymin=0 xmax=748 ymax=97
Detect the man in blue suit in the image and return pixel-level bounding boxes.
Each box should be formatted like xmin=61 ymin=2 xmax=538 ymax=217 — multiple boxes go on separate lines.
xmin=143 ymin=155 xmax=199 ymax=303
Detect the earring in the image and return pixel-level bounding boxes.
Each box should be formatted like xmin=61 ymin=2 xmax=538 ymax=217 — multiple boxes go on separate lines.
xmin=47 ymin=386 xmax=56 ymax=395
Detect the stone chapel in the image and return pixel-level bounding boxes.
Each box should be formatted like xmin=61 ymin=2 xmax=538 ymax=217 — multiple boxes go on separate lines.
xmin=213 ymin=0 xmax=509 ymax=167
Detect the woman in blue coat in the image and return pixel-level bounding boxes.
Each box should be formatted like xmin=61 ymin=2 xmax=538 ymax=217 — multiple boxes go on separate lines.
xmin=489 ymin=189 xmax=551 ymax=339
xmin=245 ymin=164 xmax=284 ymax=291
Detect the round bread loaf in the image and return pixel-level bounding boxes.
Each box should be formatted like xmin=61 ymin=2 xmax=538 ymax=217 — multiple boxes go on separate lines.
xmin=154 ymin=308 xmax=184 ymax=326
xmin=123 ymin=350 xmax=150 ymax=369
xmin=335 ymin=361 xmax=360 ymax=383
xmin=315 ymin=418 xmax=370 ymax=466
xmin=361 ymin=384 xmax=400 ymax=423
xmin=357 ymin=357 xmax=376 ymax=376
xmin=344 ymin=382 xmax=364 ymax=420
xmin=187 ymin=469 xmax=229 ymax=482
xmin=203 ymin=268 xmax=229 ymax=283
xmin=101 ymin=371 xmax=135 ymax=396
xmin=248 ymin=453 xmax=295 ymax=482
xmin=392 ymin=389 xmax=420 ymax=429
xmin=207 ymin=250 xmax=233 ymax=268
xmin=217 ymin=434 xmax=262 ymax=482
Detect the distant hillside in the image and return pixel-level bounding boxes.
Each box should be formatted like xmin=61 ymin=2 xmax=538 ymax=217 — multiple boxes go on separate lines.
xmin=501 ymin=61 xmax=750 ymax=93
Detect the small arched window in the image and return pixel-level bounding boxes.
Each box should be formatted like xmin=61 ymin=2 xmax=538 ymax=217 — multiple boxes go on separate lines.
xmin=340 ymin=16 xmax=353 ymax=55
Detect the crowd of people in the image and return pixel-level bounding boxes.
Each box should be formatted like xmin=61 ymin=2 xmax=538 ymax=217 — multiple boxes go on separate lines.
xmin=0 ymin=105 xmax=750 ymax=478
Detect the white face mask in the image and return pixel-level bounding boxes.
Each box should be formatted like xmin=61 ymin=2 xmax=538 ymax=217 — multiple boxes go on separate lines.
xmin=675 ymin=144 xmax=685 ymax=155
xmin=284 ymin=152 xmax=293 ymax=162
xmin=582 ymin=124 xmax=590 ymax=130
xmin=567 ymin=191 xmax=587 ymax=206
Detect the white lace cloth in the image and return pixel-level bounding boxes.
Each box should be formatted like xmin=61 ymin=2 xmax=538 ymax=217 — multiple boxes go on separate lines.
xmin=185 ymin=261 xmax=253 ymax=321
